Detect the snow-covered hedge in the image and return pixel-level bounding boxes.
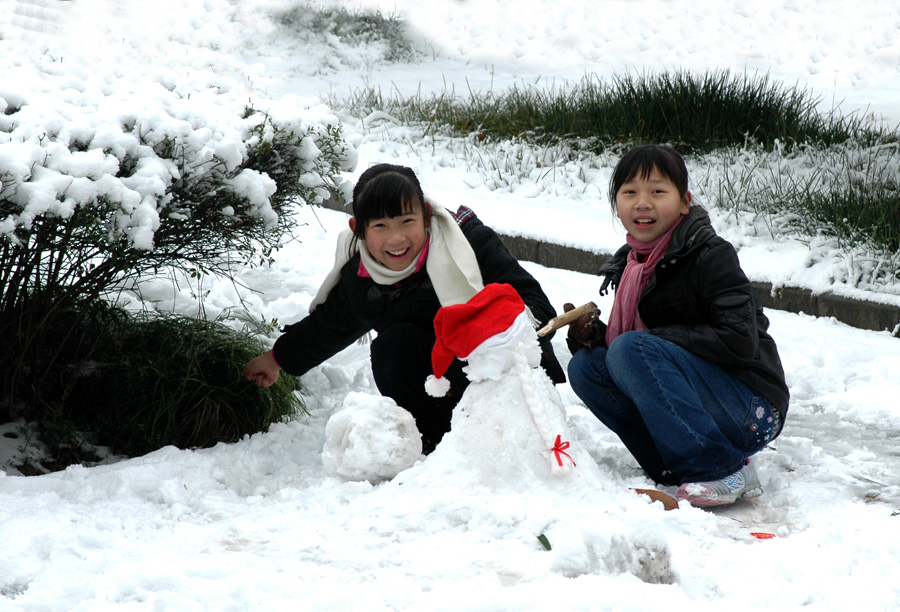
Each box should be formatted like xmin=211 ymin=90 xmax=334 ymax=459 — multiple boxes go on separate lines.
xmin=0 ymin=85 xmax=356 ymax=413
xmin=0 ymin=90 xmax=355 ymax=256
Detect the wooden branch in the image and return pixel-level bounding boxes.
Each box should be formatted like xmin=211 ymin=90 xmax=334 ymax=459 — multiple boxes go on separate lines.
xmin=536 ymin=302 xmax=595 ymax=337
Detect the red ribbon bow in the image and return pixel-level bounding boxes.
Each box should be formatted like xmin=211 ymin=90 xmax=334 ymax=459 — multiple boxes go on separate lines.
xmin=552 ymin=434 xmax=576 ymax=467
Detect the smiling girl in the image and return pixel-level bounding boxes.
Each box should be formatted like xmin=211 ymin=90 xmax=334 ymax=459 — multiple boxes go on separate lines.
xmin=564 ymin=145 xmax=789 ymax=506
xmin=243 ymin=163 xmax=565 ymax=452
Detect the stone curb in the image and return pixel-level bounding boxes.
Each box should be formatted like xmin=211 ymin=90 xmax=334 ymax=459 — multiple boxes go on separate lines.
xmin=318 ymin=200 xmax=900 ymax=337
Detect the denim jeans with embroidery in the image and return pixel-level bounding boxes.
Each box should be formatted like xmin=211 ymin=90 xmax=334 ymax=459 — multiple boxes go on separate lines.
xmin=567 ymin=331 xmax=781 ymax=486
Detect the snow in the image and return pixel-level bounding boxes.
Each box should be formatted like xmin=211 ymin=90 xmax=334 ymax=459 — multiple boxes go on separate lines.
xmin=322 ymin=392 xmax=422 ymax=483
xmin=2 ymin=0 xmax=900 ymax=609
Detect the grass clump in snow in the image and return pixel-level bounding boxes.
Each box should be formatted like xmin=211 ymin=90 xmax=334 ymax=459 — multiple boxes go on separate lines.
xmin=706 ymin=141 xmax=900 ymax=288
xmin=337 ymin=69 xmax=888 ymax=153
xmin=33 ymin=303 xmax=303 ymax=464
xmin=278 ymin=4 xmax=417 ymax=65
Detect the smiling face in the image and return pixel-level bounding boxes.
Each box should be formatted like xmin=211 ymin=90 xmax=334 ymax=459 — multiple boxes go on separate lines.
xmin=615 ymin=168 xmax=691 ymax=243
xmin=356 ymin=200 xmax=428 ymax=271
xmin=349 ymin=165 xmax=432 ymax=271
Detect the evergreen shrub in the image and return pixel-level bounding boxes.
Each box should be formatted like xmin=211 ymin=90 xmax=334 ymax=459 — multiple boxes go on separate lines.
xmin=1 ymin=94 xmax=354 ymax=426
xmin=60 ymin=306 xmax=303 ymax=457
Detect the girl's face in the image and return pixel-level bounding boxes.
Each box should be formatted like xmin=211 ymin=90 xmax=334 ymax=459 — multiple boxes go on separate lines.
xmin=615 ymin=168 xmax=691 ymax=243
xmin=352 ymin=200 xmax=429 ymax=271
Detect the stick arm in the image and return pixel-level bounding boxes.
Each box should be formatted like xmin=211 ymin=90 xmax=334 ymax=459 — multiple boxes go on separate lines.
xmin=536 ymin=302 xmax=595 ymax=337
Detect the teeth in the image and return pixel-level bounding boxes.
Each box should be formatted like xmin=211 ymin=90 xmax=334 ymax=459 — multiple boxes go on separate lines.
xmin=388 ymin=248 xmax=408 ymax=256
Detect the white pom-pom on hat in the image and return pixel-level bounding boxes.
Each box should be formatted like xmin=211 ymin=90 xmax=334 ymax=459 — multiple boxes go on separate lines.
xmin=424 ymin=374 xmax=452 ymax=398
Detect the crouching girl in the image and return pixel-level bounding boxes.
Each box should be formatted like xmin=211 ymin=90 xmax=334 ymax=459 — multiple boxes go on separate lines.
xmin=565 ymin=145 xmax=789 ymax=507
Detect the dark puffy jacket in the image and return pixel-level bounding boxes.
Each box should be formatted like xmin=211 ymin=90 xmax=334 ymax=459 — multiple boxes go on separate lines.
xmin=273 ymin=206 xmax=564 ymax=381
xmin=597 ymin=205 xmax=790 ymax=420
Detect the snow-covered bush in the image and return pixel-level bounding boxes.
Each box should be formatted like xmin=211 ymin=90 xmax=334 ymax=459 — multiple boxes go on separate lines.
xmin=0 ymin=91 xmax=354 ymax=268
xmin=0 ymin=88 xmax=356 ymax=415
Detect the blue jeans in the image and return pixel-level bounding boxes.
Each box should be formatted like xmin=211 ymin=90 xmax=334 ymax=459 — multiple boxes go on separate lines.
xmin=567 ymin=332 xmax=781 ymax=485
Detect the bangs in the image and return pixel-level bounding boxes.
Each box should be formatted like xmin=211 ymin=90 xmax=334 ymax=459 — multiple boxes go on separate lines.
xmin=621 ymin=155 xmax=663 ymax=184
xmin=352 ymin=172 xmax=423 ymax=228
xmin=608 ymin=145 xmax=689 ymax=208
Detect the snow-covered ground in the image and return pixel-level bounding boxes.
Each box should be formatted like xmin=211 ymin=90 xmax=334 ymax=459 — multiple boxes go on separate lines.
xmin=2 ymin=0 xmax=900 ymax=609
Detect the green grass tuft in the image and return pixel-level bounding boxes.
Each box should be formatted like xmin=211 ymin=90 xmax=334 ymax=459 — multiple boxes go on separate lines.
xmin=278 ymin=4 xmax=417 ymax=64
xmin=336 ymin=69 xmax=888 ymax=153
xmin=54 ymin=305 xmax=303 ymax=458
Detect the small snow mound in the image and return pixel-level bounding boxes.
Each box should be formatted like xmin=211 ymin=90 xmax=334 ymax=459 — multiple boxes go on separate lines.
xmin=322 ymin=392 xmax=422 ymax=483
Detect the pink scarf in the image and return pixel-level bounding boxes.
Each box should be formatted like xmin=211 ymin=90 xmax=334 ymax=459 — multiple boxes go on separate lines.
xmin=605 ymin=216 xmax=684 ymax=345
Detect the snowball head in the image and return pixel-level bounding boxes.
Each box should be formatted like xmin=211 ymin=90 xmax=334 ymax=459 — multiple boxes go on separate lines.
xmin=322 ymin=392 xmax=423 ymax=483
xmin=464 ymin=311 xmax=540 ymax=382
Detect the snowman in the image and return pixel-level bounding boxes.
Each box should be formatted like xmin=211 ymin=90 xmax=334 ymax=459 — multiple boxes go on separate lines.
xmin=324 ymin=285 xmax=674 ymax=583
xmin=416 ymin=283 xmax=601 ymax=491
xmin=323 ymin=283 xmax=602 ymax=491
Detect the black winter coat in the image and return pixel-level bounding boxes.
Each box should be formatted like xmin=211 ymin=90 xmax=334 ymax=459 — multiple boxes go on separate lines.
xmin=272 ymin=206 xmax=563 ymax=381
xmin=597 ymin=205 xmax=790 ymax=420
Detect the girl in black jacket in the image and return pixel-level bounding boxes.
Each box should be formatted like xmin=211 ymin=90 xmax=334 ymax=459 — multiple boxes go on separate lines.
xmin=565 ymin=145 xmax=789 ymax=506
xmin=243 ymin=163 xmax=564 ymax=452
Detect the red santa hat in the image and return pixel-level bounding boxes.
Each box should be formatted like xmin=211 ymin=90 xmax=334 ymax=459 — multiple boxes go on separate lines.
xmin=424 ymin=283 xmax=527 ymax=397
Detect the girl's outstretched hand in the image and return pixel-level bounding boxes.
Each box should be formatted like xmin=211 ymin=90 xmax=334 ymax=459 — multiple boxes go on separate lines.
xmin=242 ymin=350 xmax=281 ymax=388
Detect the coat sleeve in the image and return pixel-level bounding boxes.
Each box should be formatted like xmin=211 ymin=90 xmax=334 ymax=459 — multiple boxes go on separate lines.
xmin=650 ymin=241 xmax=762 ymax=366
xmin=271 ymin=276 xmax=372 ymax=377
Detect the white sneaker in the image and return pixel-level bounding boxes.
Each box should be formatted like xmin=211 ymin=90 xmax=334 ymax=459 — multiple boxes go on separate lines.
xmin=676 ymin=459 xmax=763 ymax=507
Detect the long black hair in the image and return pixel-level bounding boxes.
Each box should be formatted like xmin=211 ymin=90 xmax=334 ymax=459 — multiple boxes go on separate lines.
xmin=608 ymin=145 xmax=690 ymax=212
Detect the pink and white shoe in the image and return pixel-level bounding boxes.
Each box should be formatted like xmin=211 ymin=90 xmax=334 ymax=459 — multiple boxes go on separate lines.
xmin=676 ymin=459 xmax=763 ymax=507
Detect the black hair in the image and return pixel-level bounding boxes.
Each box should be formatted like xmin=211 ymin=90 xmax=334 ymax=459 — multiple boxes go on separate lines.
xmin=350 ymin=163 xmax=430 ymax=243
xmin=607 ymin=145 xmax=690 ymax=212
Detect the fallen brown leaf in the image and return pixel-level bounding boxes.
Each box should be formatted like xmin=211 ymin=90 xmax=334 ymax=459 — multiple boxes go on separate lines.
xmin=632 ymin=488 xmax=679 ymax=511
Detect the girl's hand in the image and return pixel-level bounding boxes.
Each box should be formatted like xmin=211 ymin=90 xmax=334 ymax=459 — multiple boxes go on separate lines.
xmin=564 ymin=302 xmax=607 ymax=352
xmin=242 ymin=350 xmax=281 ymax=388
